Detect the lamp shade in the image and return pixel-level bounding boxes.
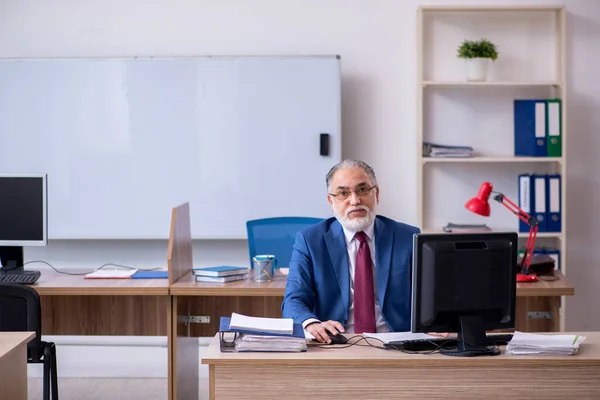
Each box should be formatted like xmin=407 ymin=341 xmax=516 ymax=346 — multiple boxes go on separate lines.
xmin=465 ymin=182 xmax=493 ymax=217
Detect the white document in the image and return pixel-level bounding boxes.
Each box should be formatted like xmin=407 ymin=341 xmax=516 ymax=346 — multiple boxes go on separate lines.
xmin=362 ymin=332 xmax=437 ymax=344
xmin=229 ymin=312 xmax=294 ymax=335
xmin=505 ymin=331 xmax=586 ymax=355
xmin=84 ymin=269 xmax=137 ymax=279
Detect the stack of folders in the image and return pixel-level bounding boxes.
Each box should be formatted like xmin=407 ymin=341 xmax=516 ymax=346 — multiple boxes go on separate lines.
xmin=514 ymin=99 xmax=562 ymax=157
xmin=505 ymin=332 xmax=586 ymax=356
xmin=192 ymin=266 xmax=248 ymax=283
xmin=423 ymin=142 xmax=474 ymax=158
xmin=518 ymin=173 xmax=562 ymax=233
xmin=219 ymin=312 xmax=307 ymax=353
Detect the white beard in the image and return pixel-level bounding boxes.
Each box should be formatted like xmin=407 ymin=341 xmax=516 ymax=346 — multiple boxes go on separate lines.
xmin=332 ymin=204 xmax=376 ymax=232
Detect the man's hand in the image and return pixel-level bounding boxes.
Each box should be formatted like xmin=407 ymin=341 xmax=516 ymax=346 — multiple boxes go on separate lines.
xmin=305 ymin=320 xmax=345 ymax=343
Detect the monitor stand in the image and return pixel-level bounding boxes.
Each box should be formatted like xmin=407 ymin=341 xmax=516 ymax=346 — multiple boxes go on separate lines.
xmin=440 ymin=315 xmax=501 ymax=357
xmin=0 ymin=246 xmax=40 ymax=278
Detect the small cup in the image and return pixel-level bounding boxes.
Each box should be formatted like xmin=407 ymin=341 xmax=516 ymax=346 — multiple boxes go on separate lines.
xmin=252 ymin=254 xmax=277 ymax=282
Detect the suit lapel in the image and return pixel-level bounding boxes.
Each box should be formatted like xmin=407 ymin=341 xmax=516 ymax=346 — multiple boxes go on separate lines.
xmin=375 ymin=217 xmax=393 ymax=309
xmin=324 ymin=220 xmax=350 ymax=313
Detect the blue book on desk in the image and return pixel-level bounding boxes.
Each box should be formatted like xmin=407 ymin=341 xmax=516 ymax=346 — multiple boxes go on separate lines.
xmin=131 ymin=270 xmax=168 ymax=279
xmin=219 ymin=317 xmax=305 ymax=338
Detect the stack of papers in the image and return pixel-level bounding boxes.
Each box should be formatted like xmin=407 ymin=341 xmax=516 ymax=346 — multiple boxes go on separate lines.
xmin=230 ymin=312 xmax=294 ymax=335
xmin=505 ymin=331 xmax=587 ymax=355
xmin=235 ymin=333 xmax=307 ymax=352
xmin=221 ymin=313 xmax=307 ymax=352
xmin=423 ymin=142 xmax=474 ymax=158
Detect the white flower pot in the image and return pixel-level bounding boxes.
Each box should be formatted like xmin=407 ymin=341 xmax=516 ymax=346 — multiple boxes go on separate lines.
xmin=465 ymin=58 xmax=490 ymax=81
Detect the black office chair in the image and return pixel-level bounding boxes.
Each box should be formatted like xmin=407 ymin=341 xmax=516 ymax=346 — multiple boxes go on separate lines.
xmin=0 ymin=284 xmax=59 ymax=400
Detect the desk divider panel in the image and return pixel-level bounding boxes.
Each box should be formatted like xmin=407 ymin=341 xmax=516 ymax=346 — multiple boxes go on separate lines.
xmin=168 ymin=201 xmax=199 ymax=400
xmin=168 ymin=202 xmax=194 ymax=284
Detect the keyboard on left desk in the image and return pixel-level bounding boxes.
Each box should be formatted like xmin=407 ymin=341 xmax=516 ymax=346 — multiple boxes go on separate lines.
xmin=0 ymin=271 xmax=41 ymax=284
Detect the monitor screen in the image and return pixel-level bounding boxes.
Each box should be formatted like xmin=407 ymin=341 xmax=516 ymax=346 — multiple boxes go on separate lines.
xmin=0 ymin=174 xmax=47 ymax=272
xmin=411 ymin=232 xmax=517 ymax=356
xmin=0 ymin=175 xmax=47 ymax=245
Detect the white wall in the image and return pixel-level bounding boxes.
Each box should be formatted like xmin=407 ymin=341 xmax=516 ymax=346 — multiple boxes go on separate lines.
xmin=1 ymin=0 xmax=599 ymax=377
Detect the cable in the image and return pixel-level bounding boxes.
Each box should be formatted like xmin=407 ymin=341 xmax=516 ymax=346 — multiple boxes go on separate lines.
xmin=309 ymin=335 xmax=502 ymax=356
xmin=23 ymin=260 xmax=164 ymax=276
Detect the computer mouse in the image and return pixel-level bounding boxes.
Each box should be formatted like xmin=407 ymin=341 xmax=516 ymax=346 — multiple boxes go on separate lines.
xmin=327 ymin=331 xmax=348 ymax=345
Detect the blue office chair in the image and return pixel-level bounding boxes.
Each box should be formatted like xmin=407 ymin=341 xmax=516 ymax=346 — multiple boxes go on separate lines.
xmin=246 ymin=217 xmax=324 ymax=269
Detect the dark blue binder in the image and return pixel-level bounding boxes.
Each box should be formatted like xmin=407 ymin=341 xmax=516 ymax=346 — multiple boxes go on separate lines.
xmin=514 ymin=99 xmax=547 ymax=157
xmin=219 ymin=317 xmax=305 ymax=338
xmin=518 ymin=174 xmax=532 ymax=233
xmin=546 ymin=174 xmax=562 ymax=232
xmin=532 ymin=174 xmax=547 ymax=232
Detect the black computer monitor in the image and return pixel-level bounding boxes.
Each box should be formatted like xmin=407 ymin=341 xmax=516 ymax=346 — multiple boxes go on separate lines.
xmin=0 ymin=174 xmax=48 ymax=275
xmin=411 ymin=232 xmax=517 ymax=357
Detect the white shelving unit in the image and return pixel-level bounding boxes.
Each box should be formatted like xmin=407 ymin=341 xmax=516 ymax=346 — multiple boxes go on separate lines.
xmin=416 ymin=5 xmax=567 ymax=323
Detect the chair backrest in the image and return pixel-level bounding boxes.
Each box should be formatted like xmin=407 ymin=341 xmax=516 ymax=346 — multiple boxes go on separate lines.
xmin=246 ymin=217 xmax=324 ymax=268
xmin=0 ymin=284 xmax=43 ymax=358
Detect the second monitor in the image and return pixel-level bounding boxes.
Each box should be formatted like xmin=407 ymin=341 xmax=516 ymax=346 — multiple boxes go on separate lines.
xmin=411 ymin=232 xmax=518 ymax=357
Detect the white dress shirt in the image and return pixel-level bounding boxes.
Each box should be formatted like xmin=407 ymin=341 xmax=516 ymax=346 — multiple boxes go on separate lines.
xmin=303 ymin=222 xmax=390 ymax=333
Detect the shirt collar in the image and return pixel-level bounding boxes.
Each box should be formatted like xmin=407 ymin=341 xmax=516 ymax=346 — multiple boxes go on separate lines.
xmin=341 ymin=221 xmax=375 ymax=245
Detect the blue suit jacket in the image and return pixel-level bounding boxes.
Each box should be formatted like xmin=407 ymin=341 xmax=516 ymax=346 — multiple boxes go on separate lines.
xmin=282 ymin=216 xmax=420 ymax=332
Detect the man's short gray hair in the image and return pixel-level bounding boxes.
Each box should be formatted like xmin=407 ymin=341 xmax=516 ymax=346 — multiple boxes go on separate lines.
xmin=325 ymin=159 xmax=378 ymax=190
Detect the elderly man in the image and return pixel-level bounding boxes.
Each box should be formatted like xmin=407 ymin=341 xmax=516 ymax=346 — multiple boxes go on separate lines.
xmin=282 ymin=159 xmax=420 ymax=343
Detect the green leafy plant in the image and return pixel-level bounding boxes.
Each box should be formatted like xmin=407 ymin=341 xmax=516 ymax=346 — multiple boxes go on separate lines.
xmin=457 ymin=38 xmax=498 ymax=61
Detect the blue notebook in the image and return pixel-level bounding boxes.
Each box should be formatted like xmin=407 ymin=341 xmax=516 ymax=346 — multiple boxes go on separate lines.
xmin=219 ymin=317 xmax=305 ymax=338
xmin=193 ymin=266 xmax=248 ymax=277
xmin=131 ymin=270 xmax=168 ymax=279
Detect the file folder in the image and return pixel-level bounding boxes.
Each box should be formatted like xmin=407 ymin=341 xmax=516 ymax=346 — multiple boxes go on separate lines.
xmin=518 ymin=174 xmax=532 ymax=233
xmin=546 ymin=174 xmax=562 ymax=232
xmin=532 ymin=174 xmax=547 ymax=232
xmin=546 ymin=99 xmax=562 ymax=157
xmin=514 ymin=100 xmax=547 ymax=157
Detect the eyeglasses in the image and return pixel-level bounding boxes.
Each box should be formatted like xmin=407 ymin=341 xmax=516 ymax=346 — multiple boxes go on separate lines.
xmin=328 ymin=185 xmax=377 ymax=201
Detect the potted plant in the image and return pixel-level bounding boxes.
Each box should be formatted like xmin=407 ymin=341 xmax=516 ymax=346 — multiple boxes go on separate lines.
xmin=457 ymin=38 xmax=498 ymax=81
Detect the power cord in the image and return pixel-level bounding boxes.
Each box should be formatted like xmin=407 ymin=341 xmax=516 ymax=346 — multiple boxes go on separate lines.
xmin=23 ymin=260 xmax=164 ymax=276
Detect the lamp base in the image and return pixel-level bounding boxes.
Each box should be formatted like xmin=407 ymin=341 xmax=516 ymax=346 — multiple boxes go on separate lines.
xmin=517 ymin=272 xmax=538 ymax=282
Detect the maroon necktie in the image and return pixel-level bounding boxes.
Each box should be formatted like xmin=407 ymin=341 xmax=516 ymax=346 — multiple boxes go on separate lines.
xmin=354 ymin=231 xmax=376 ymax=334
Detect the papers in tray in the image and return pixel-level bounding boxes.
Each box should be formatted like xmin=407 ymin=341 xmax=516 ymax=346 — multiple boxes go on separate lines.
xmin=234 ymin=333 xmax=307 ymax=353
xmin=505 ymin=331 xmax=587 ymax=355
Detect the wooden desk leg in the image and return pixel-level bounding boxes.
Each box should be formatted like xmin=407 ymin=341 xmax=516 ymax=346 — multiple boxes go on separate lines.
xmin=172 ymin=295 xmax=199 ymax=400
xmin=0 ymin=342 xmax=28 ymax=400
xmin=167 ymin=295 xmax=174 ymax=400
xmin=516 ymin=296 xmax=561 ymax=332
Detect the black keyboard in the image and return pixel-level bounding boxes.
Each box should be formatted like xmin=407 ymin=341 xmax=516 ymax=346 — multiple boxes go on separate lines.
xmin=384 ymin=333 xmax=514 ymax=351
xmin=0 ymin=271 xmax=41 ymax=284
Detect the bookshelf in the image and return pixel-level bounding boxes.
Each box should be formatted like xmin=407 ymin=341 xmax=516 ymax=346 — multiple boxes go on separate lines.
xmin=416 ymin=6 xmax=567 ymax=326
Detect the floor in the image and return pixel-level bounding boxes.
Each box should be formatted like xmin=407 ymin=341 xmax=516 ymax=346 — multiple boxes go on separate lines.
xmin=28 ymin=378 xmax=209 ymax=399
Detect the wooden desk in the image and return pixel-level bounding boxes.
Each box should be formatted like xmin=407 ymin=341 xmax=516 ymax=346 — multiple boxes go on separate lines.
xmin=29 ymin=268 xmax=172 ymax=397
xmin=32 ymin=268 xmax=170 ymax=336
xmin=169 ymin=270 xmax=574 ymax=335
xmin=0 ymin=331 xmax=35 ymax=400
xmin=202 ymin=331 xmax=600 ymax=400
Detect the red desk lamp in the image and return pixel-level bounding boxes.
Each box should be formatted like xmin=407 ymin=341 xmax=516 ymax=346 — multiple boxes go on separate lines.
xmin=465 ymin=182 xmax=539 ymax=283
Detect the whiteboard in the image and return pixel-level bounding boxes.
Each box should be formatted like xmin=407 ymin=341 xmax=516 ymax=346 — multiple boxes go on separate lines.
xmin=0 ymin=56 xmax=341 ymax=239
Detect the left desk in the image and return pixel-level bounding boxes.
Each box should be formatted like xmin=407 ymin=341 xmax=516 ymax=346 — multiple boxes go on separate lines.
xmin=0 ymin=331 xmax=35 ymax=400
xmin=29 ymin=269 xmax=172 ymax=396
